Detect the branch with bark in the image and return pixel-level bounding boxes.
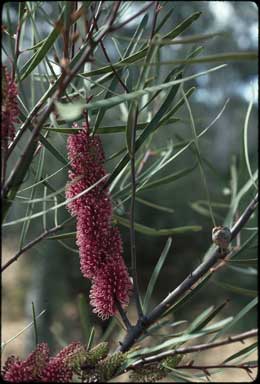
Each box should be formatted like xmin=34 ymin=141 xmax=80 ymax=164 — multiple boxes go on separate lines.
xmin=118 ymin=193 xmax=258 ymax=352
xmin=127 ymin=329 xmax=258 ymax=369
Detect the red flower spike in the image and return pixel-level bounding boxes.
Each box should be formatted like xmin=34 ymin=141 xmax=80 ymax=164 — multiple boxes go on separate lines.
xmin=66 ymin=128 xmax=132 ymax=319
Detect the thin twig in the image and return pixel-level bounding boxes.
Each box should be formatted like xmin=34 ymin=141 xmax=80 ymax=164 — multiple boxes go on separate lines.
xmin=136 ymin=150 xmax=153 ymax=176
xmin=119 ymin=193 xmax=258 ymax=352
xmin=149 ymin=1 xmax=160 ymax=41
xmin=99 ymin=40 xmax=129 ymax=93
xmin=90 ymin=4 xmax=129 ymax=93
xmin=128 ymin=329 xmax=258 ymax=368
xmin=172 ymin=362 xmax=257 ymax=372
xmin=1 ymin=224 xmax=63 ymax=272
xmin=115 ymin=300 xmax=132 ymax=331
xmin=231 ymin=193 xmax=258 ymax=240
xmin=70 ymin=1 xmax=78 ymax=59
xmin=11 ymin=3 xmax=23 ymax=81
xmin=130 ymin=107 xmax=144 ymax=319
xmin=110 ymin=2 xmax=154 ymax=32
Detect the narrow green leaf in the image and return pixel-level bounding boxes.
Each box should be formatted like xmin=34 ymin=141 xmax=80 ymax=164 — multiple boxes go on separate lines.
xmin=126 ymin=102 xmax=138 ymax=156
xmin=22 ymin=38 xmax=47 ymax=51
xmin=143 ymin=238 xmax=172 ymax=312
xmin=114 ymin=121 xmax=215 ymax=204
xmin=181 ymin=85 xmax=216 ymax=227
xmin=141 ymin=163 xmax=198 ymax=191
xmin=20 ymin=8 xmax=65 ymax=81
xmin=130 ymin=327 xmax=226 ymax=357
xmin=150 ymin=51 xmax=258 ymax=65
xmin=186 ymin=306 xmax=214 ymax=334
xmin=126 ymin=34 xmax=160 ymax=155
xmin=104 ymin=72 xmax=208 ymax=191
xmin=167 ymin=369 xmax=195 ymax=382
xmin=187 ymin=301 xmax=229 ymax=334
xmin=154 ymin=6 xmax=174 ymax=33
xmin=231 ymin=231 xmax=258 ymax=260
xmin=42 ymin=186 xmax=47 ymax=230
xmin=202 ymin=317 xmax=233 ymax=333
xmin=212 ymin=280 xmax=257 ymax=297
xmin=31 ymin=302 xmax=38 ymax=347
xmin=15 ymin=184 xmax=67 ymax=204
xmin=81 ymin=12 xmax=202 ymax=78
xmin=136 ymin=197 xmax=175 ymax=213
xmin=47 ymin=231 xmax=76 ymax=240
xmin=1 ymin=310 xmax=46 ymax=350
xmin=104 ymin=51 xmax=225 ymax=194
xmin=140 ymin=45 xmax=202 ymax=113
xmin=123 ymin=51 xmax=258 ymax=68
xmin=113 ymin=214 xmax=202 ymax=236
xmin=44 ymin=118 xmax=180 ymax=135
xmin=223 ymin=342 xmax=257 ymax=364
xmin=19 ymin=147 xmax=45 ymax=247
xmin=210 ymin=297 xmax=258 ymax=342
xmin=38 ymin=134 xmax=69 ymax=166
xmin=93 ymin=14 xmax=149 ymax=135
xmin=115 ymin=31 xmax=226 ymax=46
xmin=77 ymin=293 xmax=92 ymax=344
xmin=100 ymin=318 xmax=118 ymax=342
xmin=43 ymin=127 xmax=81 ymax=134
xmin=87 ymin=327 xmax=95 ymax=351
xmin=243 ymin=98 xmax=257 ymax=190
xmin=106 ymin=147 xmax=127 ymax=162
xmin=3 ymin=174 xmax=109 ymax=227
xmin=229 ymin=258 xmax=257 ymax=267
xmin=226 ymin=264 xmax=257 ymax=276
xmin=2 ymin=135 xmax=38 ymax=221
xmin=189 ymin=201 xmax=223 ymax=221
xmin=84 ymin=65 xmax=226 ymax=112
xmin=136 ymin=34 xmax=160 ymax=91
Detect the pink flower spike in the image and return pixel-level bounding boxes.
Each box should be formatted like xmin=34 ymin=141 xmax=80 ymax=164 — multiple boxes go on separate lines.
xmin=90 ymin=241 xmax=133 ymax=319
xmin=66 ymin=128 xmax=132 ymax=318
xmin=2 ymin=343 xmax=50 ymax=382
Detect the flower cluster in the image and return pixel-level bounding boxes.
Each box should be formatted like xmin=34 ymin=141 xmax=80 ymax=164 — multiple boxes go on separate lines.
xmin=1 ymin=342 xmax=85 ymax=383
xmin=66 ymin=125 xmax=132 ymax=319
xmin=1 ymin=66 xmax=19 ymax=151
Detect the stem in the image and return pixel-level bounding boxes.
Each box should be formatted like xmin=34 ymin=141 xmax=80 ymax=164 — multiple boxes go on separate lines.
xmin=1 ymin=224 xmax=63 ymax=272
xmin=119 ymin=193 xmax=258 ymax=352
xmin=115 ymin=301 xmax=132 ymax=331
xmin=231 ymin=193 xmax=258 ymax=239
xmin=11 ymin=2 xmax=23 ymax=82
xmin=110 ymin=2 xmax=154 ymax=32
xmin=70 ymin=1 xmax=78 ymax=59
xmin=90 ymin=4 xmax=129 ymax=93
xmin=31 ymin=302 xmax=38 ymax=347
xmin=149 ymin=1 xmax=160 ymax=41
xmin=128 ymin=329 xmax=258 ymax=368
xmin=173 ymin=363 xmax=257 ymax=374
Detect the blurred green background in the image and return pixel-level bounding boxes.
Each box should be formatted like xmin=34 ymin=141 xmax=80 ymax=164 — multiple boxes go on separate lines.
xmin=2 ymin=1 xmax=258 ymax=364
